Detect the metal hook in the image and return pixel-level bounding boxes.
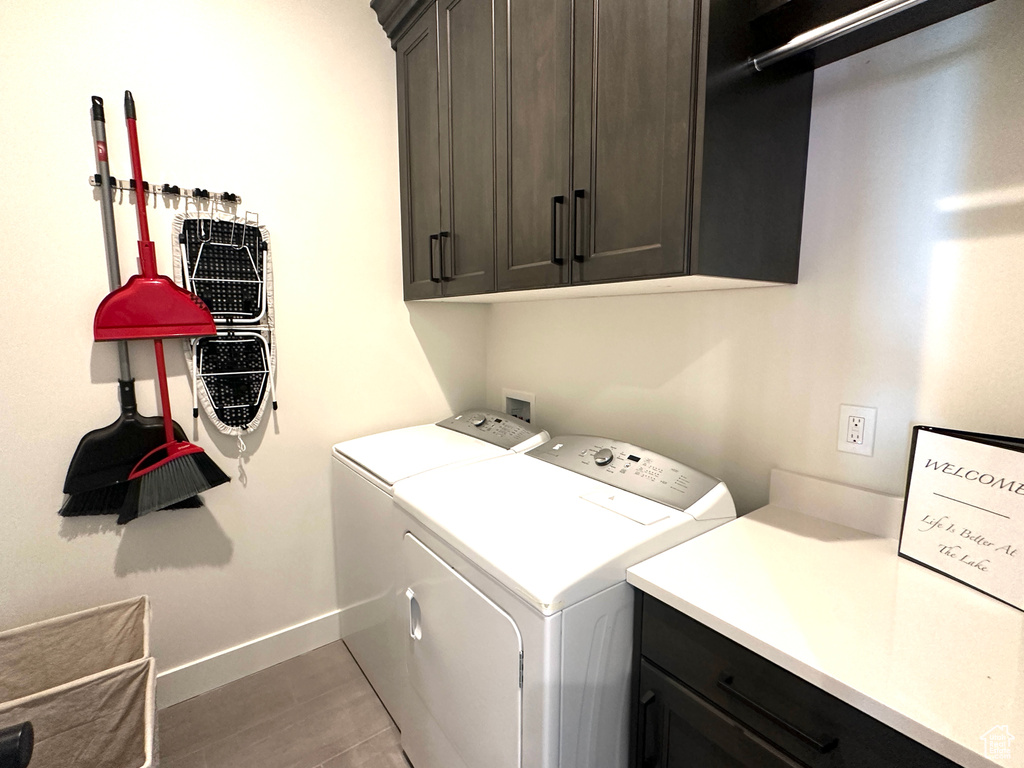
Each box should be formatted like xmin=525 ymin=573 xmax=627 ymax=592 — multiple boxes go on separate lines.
xmin=228 ymin=210 xmax=259 ymax=250
xmin=192 ymin=189 xmax=213 ymax=242
xmin=228 ymin=209 xmax=241 ymax=249
xmin=198 ymin=199 xmax=213 ymax=243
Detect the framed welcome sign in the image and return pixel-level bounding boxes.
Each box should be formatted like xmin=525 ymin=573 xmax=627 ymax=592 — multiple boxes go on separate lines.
xmin=900 ymin=426 xmax=1024 ymax=612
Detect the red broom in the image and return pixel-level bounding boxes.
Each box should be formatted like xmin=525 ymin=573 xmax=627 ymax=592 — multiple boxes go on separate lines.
xmin=114 ymin=91 xmax=229 ymax=523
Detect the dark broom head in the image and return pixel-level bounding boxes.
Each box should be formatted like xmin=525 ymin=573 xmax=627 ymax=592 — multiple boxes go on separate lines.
xmin=63 ymin=411 xmax=193 ymax=496
xmin=118 ymin=451 xmax=229 ymax=524
xmin=60 ymin=482 xmax=131 ymax=517
xmin=60 ymin=485 xmax=203 ymax=517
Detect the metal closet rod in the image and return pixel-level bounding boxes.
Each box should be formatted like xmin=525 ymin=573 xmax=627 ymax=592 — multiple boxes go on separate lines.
xmin=751 ymin=0 xmax=932 ymax=71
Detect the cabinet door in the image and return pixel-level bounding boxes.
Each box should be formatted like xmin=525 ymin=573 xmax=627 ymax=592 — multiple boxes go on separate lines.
xmin=571 ymin=0 xmax=697 ymax=283
xmin=636 ymin=659 xmax=804 ymax=768
xmin=436 ymin=0 xmax=498 ymax=295
xmin=397 ymin=5 xmax=444 ymax=300
xmin=640 ymin=596 xmax=964 ymax=768
xmin=495 ymin=0 xmax=574 ymax=291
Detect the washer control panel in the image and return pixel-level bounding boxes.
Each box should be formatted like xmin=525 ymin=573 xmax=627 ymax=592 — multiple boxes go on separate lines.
xmin=527 ymin=435 xmax=721 ymax=513
xmin=437 ymin=409 xmax=545 ymax=450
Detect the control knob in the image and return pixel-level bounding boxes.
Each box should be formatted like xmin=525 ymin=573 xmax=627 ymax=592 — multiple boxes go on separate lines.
xmin=470 ymin=415 xmax=487 ymax=427
xmin=594 ymin=448 xmax=614 ymax=466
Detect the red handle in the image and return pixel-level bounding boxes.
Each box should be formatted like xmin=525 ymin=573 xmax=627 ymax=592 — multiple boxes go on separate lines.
xmin=152 ymin=339 xmax=175 ymax=445
xmin=124 ymin=91 xmax=175 ymax=437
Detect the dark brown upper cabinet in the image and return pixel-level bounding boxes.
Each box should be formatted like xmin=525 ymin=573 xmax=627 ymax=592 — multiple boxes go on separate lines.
xmin=395 ymin=9 xmax=442 ymax=300
xmin=375 ymin=0 xmax=989 ymax=301
xmin=568 ymin=0 xmax=700 ymax=285
xmin=497 ymin=0 xmax=700 ymax=291
xmin=390 ymin=0 xmax=814 ymax=300
xmin=497 ymin=0 xmax=575 ymax=291
xmin=395 ymin=0 xmax=498 ymax=300
xmin=494 ymin=0 xmax=817 ymax=293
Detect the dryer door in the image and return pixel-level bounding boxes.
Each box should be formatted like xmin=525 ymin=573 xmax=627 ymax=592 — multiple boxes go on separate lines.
xmin=402 ymin=532 xmax=522 ymax=768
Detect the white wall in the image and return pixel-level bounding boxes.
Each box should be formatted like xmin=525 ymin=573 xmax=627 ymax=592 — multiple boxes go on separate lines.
xmin=486 ymin=0 xmax=1024 ymax=515
xmin=0 ymin=0 xmax=486 ymax=699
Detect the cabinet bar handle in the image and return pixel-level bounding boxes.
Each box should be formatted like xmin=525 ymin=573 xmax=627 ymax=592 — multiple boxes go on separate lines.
xmin=439 ymin=231 xmax=450 ymax=281
xmin=428 ymin=233 xmax=441 ymax=283
xmin=717 ymin=674 xmax=838 ymax=754
xmin=572 ymin=189 xmax=586 ymax=262
xmin=551 ymin=195 xmax=565 ymax=265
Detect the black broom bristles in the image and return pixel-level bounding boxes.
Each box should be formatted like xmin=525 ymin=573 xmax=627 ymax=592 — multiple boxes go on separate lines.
xmin=60 ymin=483 xmax=132 ymax=517
xmin=117 ymin=451 xmax=230 ymax=525
xmin=59 ymin=484 xmax=203 ymax=517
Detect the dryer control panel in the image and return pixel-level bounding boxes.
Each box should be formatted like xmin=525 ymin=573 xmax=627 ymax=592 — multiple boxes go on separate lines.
xmin=437 ymin=409 xmax=545 ymax=450
xmin=527 ymin=435 xmax=721 ymax=513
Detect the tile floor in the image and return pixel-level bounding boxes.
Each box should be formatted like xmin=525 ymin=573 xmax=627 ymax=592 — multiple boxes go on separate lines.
xmin=158 ymin=641 xmax=409 ymax=768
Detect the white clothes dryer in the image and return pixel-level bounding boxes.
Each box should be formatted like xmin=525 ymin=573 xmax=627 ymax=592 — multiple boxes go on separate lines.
xmin=393 ymin=435 xmax=736 ymax=768
xmin=330 ymin=410 xmax=548 ymax=727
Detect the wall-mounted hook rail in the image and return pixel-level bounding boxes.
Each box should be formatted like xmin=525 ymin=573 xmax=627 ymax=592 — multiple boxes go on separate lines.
xmin=88 ymin=175 xmax=241 ymax=205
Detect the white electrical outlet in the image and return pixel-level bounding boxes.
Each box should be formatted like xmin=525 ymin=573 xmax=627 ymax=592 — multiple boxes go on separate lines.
xmin=837 ymin=404 xmax=876 ymax=456
xmin=847 ymin=416 xmax=865 ymax=444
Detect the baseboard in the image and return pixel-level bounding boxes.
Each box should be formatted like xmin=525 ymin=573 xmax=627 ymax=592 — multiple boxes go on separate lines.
xmin=156 ymin=609 xmax=344 ymax=709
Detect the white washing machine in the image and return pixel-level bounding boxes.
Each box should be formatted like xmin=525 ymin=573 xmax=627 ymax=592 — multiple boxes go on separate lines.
xmin=392 ymin=435 xmax=736 ymax=768
xmin=330 ymin=410 xmax=548 ymax=727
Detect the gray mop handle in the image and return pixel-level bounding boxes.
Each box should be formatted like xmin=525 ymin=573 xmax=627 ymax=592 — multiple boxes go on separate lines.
xmin=91 ymin=96 xmax=131 ymax=382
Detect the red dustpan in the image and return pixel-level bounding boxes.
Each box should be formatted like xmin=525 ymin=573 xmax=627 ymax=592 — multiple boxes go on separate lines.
xmin=94 ymin=270 xmax=216 ymax=340
xmin=92 ymin=124 xmax=215 ymax=341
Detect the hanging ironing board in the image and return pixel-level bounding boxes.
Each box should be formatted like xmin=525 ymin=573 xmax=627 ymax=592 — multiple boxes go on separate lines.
xmin=172 ymin=211 xmax=276 ymax=445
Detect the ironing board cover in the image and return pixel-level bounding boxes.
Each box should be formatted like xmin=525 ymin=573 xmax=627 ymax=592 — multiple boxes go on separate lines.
xmin=172 ymin=212 xmax=275 ymax=438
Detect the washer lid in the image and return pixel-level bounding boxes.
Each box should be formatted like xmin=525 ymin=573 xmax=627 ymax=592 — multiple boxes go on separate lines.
xmin=394 ymin=451 xmax=735 ymax=615
xmin=332 ymin=423 xmax=508 ymax=488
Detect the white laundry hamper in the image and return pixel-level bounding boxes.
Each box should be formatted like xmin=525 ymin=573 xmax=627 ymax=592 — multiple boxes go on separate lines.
xmin=0 ymin=596 xmax=158 ymax=768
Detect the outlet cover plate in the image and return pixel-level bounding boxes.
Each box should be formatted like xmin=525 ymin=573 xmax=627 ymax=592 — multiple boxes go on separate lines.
xmin=503 ymin=388 xmax=535 ymax=424
xmin=838 ymin=404 xmax=876 ymax=456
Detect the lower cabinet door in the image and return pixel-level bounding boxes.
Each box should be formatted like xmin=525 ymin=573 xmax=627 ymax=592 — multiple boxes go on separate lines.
xmin=401 ymin=532 xmax=523 ymax=768
xmin=637 ymin=659 xmax=805 ymax=768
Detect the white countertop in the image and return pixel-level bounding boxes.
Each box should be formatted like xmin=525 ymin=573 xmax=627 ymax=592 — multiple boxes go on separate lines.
xmin=627 ymin=470 xmax=1024 ymax=768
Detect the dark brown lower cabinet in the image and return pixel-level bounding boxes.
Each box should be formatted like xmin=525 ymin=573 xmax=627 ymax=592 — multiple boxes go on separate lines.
xmin=632 ymin=595 xmax=961 ymax=768
xmin=638 ymin=659 xmax=804 ymax=767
